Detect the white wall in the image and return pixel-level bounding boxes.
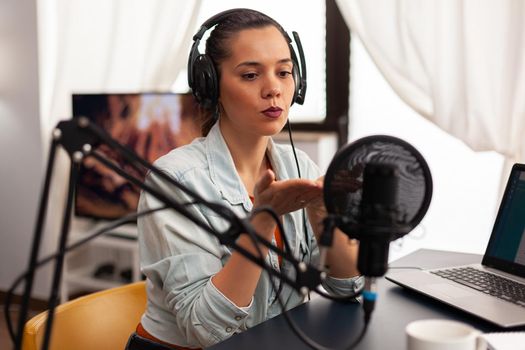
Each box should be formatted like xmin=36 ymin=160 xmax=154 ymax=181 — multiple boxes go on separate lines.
xmin=274 ymin=131 xmax=338 ymax=173
xmin=0 ymin=0 xmax=50 ymax=297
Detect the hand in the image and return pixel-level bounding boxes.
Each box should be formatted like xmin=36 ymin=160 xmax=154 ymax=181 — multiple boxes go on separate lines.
xmin=305 ymin=176 xmax=329 ymax=238
xmin=329 ymin=163 xmax=364 ymax=193
xmin=253 ymin=170 xmax=322 ymax=216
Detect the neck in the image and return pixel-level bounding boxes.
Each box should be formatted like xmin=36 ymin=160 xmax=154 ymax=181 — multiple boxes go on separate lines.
xmin=219 ymin=121 xmax=270 ymax=195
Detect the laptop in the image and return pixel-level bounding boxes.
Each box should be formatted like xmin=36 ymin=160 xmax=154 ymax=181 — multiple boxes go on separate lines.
xmin=386 ymin=163 xmax=525 ymax=328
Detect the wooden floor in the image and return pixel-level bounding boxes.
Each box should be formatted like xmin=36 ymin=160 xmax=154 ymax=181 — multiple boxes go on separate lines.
xmin=1 ymin=302 xmax=43 ymax=350
xmin=1 ymin=309 xmax=14 ymax=350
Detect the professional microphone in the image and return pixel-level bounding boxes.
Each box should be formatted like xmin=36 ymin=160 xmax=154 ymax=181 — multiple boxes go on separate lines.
xmin=321 ymin=135 xmax=432 ymax=323
xmin=356 ymin=162 xmax=401 ymax=321
xmin=357 ymin=163 xmax=398 ymax=277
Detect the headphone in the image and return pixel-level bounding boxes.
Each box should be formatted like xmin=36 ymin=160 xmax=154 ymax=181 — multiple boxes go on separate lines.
xmin=187 ymin=8 xmax=307 ymax=111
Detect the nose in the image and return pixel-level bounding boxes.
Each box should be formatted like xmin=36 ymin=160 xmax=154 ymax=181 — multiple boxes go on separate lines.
xmin=262 ymin=77 xmax=281 ymax=99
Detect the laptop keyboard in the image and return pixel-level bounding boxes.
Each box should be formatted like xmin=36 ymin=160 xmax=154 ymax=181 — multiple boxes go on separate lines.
xmin=431 ymin=267 xmax=525 ymax=307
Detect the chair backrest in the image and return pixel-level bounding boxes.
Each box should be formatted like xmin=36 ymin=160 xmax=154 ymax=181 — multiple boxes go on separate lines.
xmin=22 ymin=281 xmax=146 ymax=350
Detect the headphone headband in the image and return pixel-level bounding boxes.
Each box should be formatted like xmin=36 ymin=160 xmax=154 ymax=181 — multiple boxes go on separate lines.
xmin=188 ymin=8 xmax=307 ymax=110
xmin=194 ymin=9 xmax=246 ymax=41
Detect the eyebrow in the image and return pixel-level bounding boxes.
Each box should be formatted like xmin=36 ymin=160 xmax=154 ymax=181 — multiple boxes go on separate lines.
xmin=235 ymin=58 xmax=293 ymax=69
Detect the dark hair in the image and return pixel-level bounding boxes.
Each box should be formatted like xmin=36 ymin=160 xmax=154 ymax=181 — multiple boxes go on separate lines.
xmin=199 ymin=9 xmax=291 ymax=136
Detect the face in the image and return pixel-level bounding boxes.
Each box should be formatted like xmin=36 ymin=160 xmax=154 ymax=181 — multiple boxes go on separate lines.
xmin=217 ymin=26 xmax=295 ymax=138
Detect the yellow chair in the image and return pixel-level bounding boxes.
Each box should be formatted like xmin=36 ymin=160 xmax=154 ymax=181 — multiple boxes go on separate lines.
xmin=22 ymin=281 xmax=146 ymax=350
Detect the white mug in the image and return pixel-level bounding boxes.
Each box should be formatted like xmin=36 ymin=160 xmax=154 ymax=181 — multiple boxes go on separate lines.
xmin=406 ymin=319 xmax=486 ymax=350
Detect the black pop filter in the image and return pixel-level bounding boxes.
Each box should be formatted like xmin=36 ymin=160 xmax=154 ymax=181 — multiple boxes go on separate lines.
xmin=323 ymin=135 xmax=432 ymax=277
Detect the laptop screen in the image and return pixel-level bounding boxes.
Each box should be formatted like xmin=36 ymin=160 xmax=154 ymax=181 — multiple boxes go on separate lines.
xmin=483 ymin=163 xmax=525 ymax=277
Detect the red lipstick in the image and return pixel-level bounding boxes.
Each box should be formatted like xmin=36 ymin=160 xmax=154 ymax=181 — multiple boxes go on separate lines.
xmin=262 ymin=106 xmax=282 ymax=118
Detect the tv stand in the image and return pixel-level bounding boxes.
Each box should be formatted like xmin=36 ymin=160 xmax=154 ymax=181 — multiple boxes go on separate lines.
xmin=61 ymin=221 xmax=141 ymax=302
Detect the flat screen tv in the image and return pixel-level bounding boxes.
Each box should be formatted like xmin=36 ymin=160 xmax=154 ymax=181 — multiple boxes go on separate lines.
xmin=72 ymin=92 xmax=201 ymax=220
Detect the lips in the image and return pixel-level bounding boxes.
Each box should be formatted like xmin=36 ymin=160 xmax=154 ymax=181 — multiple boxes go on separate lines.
xmin=262 ymin=106 xmax=283 ymax=118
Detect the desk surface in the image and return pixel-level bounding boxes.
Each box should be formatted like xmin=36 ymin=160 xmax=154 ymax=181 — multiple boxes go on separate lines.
xmin=208 ymin=249 xmax=505 ymax=350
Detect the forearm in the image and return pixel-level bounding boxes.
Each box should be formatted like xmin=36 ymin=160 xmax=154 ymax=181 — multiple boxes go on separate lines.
xmin=324 ymin=228 xmax=360 ymax=278
xmin=211 ymin=214 xmax=275 ymax=307
xmin=307 ymin=208 xmax=360 ymax=278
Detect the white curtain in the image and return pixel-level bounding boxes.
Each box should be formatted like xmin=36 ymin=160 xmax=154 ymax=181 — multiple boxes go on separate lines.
xmin=36 ymin=0 xmax=201 ymax=254
xmin=335 ymin=0 xmax=525 ymax=178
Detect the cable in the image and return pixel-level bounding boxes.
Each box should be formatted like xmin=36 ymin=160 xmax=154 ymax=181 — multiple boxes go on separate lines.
xmin=286 ymin=120 xmax=313 ymax=299
xmin=4 ymin=205 xmax=168 ymax=344
xmin=276 ymin=276 xmax=369 ymax=350
xmin=247 ymin=211 xmax=368 ymax=350
xmin=250 ymin=207 xmax=292 ymax=254
xmin=247 ymin=208 xmax=370 ymax=350
xmin=284 ymin=121 xmax=364 ymax=303
xmin=251 ymin=203 xmax=363 ymax=304
xmin=286 ymin=120 xmax=302 ymax=179
xmin=313 ymin=285 xmax=362 ymax=302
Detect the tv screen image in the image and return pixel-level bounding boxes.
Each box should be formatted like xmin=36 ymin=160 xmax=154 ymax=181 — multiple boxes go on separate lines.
xmin=72 ymin=93 xmax=201 ymax=220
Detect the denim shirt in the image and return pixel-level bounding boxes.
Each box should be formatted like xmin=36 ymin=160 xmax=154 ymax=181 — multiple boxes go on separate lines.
xmin=138 ymin=122 xmax=363 ymax=348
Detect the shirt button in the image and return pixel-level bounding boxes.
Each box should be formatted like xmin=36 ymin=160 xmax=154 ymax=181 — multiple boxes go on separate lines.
xmin=226 ymin=326 xmax=233 ymax=332
xmin=235 ymin=316 xmax=242 ymax=321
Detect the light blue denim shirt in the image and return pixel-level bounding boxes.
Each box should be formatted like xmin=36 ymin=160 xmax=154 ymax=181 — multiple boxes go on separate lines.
xmin=138 ymin=122 xmax=363 ymax=348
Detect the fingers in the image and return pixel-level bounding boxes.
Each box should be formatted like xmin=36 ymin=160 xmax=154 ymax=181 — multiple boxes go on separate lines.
xmin=273 ymin=180 xmax=320 ymax=205
xmin=254 ymin=169 xmax=276 ymax=194
xmin=330 ymin=169 xmax=363 ymax=192
xmin=252 ymin=169 xmax=328 ymax=216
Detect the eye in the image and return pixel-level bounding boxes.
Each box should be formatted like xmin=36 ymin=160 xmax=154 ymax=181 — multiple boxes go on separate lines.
xmin=279 ymin=70 xmax=293 ymax=78
xmin=241 ymin=73 xmax=258 ymax=81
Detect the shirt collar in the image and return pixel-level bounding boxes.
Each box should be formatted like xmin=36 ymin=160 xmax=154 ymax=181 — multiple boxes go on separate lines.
xmin=205 ymin=122 xmax=250 ymax=211
xmin=204 ymin=122 xmax=285 ymax=212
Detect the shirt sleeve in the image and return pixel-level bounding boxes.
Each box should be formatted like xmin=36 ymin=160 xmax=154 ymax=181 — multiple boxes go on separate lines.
xmin=138 ymin=169 xmax=255 ymax=347
xmin=322 ymin=275 xmax=365 ymax=297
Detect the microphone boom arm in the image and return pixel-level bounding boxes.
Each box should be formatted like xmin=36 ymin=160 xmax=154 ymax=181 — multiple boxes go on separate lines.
xmin=14 ymin=117 xmax=325 ymax=350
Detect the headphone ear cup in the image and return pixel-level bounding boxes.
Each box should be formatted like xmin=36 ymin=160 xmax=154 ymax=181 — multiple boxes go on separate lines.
xmin=191 ymin=54 xmax=219 ymax=109
xmin=291 ymin=61 xmax=301 ymax=106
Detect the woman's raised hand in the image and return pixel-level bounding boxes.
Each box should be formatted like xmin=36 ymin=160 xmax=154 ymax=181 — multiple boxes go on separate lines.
xmin=253 ymin=169 xmax=323 ymax=216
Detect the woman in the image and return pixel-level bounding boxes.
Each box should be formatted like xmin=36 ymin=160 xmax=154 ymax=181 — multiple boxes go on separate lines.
xmin=127 ymin=8 xmax=362 ymax=350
